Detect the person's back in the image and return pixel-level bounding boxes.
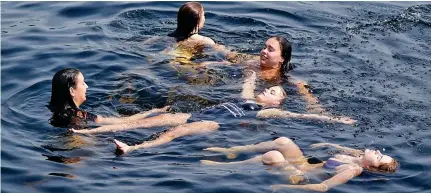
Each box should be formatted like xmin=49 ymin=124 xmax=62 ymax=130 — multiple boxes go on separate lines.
xmin=165 ymin=2 xmax=217 ymax=64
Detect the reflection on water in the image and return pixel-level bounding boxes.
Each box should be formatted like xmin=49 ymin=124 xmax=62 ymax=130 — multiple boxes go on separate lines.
xmin=2 ymin=1 xmax=431 ymax=193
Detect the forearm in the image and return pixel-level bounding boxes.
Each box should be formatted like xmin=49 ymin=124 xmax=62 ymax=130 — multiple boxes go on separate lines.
xmin=242 ymin=82 xmax=256 ymax=99
xmin=226 ymin=52 xmax=258 ymax=64
xmin=330 ymin=144 xmax=363 ymax=156
xmin=293 ymin=79 xmax=325 ymax=113
xmin=272 ymin=184 xmax=328 ymax=192
xmin=241 ymin=74 xmax=256 ymax=100
xmin=257 ymin=109 xmax=356 ymax=124
xmin=321 ymin=166 xmax=363 ymax=190
xmin=272 ymin=167 xmax=361 ymax=192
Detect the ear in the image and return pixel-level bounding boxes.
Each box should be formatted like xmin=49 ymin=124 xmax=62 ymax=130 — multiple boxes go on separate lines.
xmin=69 ymin=87 xmax=76 ymax=98
xmin=280 ymin=58 xmax=284 ymax=64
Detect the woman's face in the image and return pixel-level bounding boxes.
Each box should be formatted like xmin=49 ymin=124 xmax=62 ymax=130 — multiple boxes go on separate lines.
xmin=362 ymin=149 xmax=393 ymax=167
xmin=70 ymin=72 xmax=88 ymax=107
xmin=256 ymin=86 xmax=285 ymax=106
xmin=198 ymin=7 xmax=205 ymax=30
xmin=260 ymin=38 xmax=284 ymax=69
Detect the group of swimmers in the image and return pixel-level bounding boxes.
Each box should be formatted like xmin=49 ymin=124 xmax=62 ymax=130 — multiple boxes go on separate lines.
xmin=47 ymin=2 xmax=398 ymax=192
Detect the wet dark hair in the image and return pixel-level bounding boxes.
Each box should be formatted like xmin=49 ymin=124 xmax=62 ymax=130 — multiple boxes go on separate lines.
xmin=272 ymin=36 xmax=293 ymax=78
xmin=48 ymin=68 xmax=81 ymax=126
xmin=168 ymin=2 xmax=203 ymax=41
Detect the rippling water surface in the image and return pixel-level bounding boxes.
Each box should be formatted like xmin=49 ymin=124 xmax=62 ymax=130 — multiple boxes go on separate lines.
xmin=2 ymin=2 xmax=431 ymax=193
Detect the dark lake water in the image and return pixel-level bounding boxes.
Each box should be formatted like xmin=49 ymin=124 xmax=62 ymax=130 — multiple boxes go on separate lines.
xmin=2 ymin=1 xmax=431 ymax=193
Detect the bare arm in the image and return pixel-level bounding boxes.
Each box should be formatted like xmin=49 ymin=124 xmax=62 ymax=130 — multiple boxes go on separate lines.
xmin=96 ymin=106 xmax=170 ymax=125
xmin=272 ymin=164 xmax=363 ymax=192
xmin=72 ymin=113 xmax=191 ymax=134
xmin=256 ymin=108 xmax=357 ymax=125
xmin=291 ymin=78 xmax=325 ymax=114
xmin=309 ymin=143 xmax=363 ymax=157
xmin=241 ymin=70 xmax=257 ymax=100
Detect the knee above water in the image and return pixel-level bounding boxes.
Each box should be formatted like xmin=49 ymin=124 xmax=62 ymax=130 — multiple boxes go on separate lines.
xmin=274 ymin=137 xmax=293 ymax=145
xmin=262 ymin=150 xmax=285 ymax=165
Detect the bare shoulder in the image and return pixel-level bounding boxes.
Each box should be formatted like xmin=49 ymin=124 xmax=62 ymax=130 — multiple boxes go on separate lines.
xmin=190 ymin=34 xmax=215 ymax=45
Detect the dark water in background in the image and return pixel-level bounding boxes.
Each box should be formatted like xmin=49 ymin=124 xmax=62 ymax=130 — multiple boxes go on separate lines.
xmin=2 ymin=1 xmax=431 ymax=193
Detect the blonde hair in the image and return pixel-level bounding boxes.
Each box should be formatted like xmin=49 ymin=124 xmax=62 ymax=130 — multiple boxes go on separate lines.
xmin=367 ymin=158 xmax=398 ymax=173
xmin=275 ymin=85 xmax=287 ymax=99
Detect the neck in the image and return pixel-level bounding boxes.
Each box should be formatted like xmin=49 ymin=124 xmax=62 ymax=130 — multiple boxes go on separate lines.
xmin=352 ymin=156 xmax=365 ymax=167
xmin=191 ymin=28 xmax=199 ymax=35
xmin=260 ymin=67 xmax=281 ymax=80
xmin=256 ymin=101 xmax=278 ymax=108
xmin=73 ymin=99 xmax=80 ymax=108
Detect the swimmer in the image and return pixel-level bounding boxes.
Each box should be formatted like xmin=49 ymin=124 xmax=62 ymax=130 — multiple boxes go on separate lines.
xmin=48 ymin=68 xmax=214 ymax=133
xmin=110 ymin=71 xmax=355 ymax=154
xmin=202 ymin=36 xmax=325 ymax=113
xmin=202 ymin=137 xmax=398 ymax=192
xmin=168 ymin=2 xmax=214 ymax=44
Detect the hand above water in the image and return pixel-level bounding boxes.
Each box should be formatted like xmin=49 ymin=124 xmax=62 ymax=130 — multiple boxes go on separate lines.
xmin=333 ymin=116 xmax=357 ymax=125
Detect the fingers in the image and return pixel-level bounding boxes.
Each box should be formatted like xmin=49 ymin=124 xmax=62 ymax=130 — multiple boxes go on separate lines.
xmin=340 ymin=117 xmax=357 ymax=125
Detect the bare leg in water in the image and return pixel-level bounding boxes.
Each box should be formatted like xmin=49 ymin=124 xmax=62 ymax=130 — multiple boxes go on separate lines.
xmin=201 ymin=149 xmax=307 ymax=184
xmin=72 ymin=113 xmax=191 ymax=134
xmin=114 ymin=120 xmax=220 ymax=154
xmin=204 ymin=137 xmax=304 ymax=160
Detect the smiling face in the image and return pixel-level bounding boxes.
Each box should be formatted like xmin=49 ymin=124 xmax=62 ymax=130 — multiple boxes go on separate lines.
xmin=256 ymin=86 xmax=286 ymax=106
xmin=260 ymin=38 xmax=285 ymax=69
xmin=362 ymin=149 xmax=394 ymax=168
xmin=69 ymin=72 xmax=88 ymax=108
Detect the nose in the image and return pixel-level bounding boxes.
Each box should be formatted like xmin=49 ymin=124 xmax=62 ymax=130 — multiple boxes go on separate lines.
xmin=261 ymin=48 xmax=267 ymax=55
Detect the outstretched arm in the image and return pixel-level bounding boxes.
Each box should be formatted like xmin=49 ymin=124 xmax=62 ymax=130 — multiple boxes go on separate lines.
xmin=291 ymin=78 xmax=325 ymax=114
xmin=96 ymin=106 xmax=170 ymax=125
xmin=272 ymin=164 xmax=363 ymax=192
xmin=72 ymin=113 xmax=191 ymax=134
xmin=309 ymin=143 xmax=363 ymax=157
xmin=256 ymin=108 xmax=356 ymax=125
xmin=241 ymin=70 xmax=257 ymax=100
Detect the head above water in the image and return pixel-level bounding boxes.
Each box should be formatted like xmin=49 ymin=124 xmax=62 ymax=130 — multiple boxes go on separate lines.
xmin=362 ymin=149 xmax=398 ymax=173
xmin=256 ymin=85 xmax=287 ymax=106
xmin=172 ymin=2 xmax=205 ymax=41
xmin=49 ymin=68 xmax=88 ymax=112
xmin=260 ymin=36 xmax=292 ymax=77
